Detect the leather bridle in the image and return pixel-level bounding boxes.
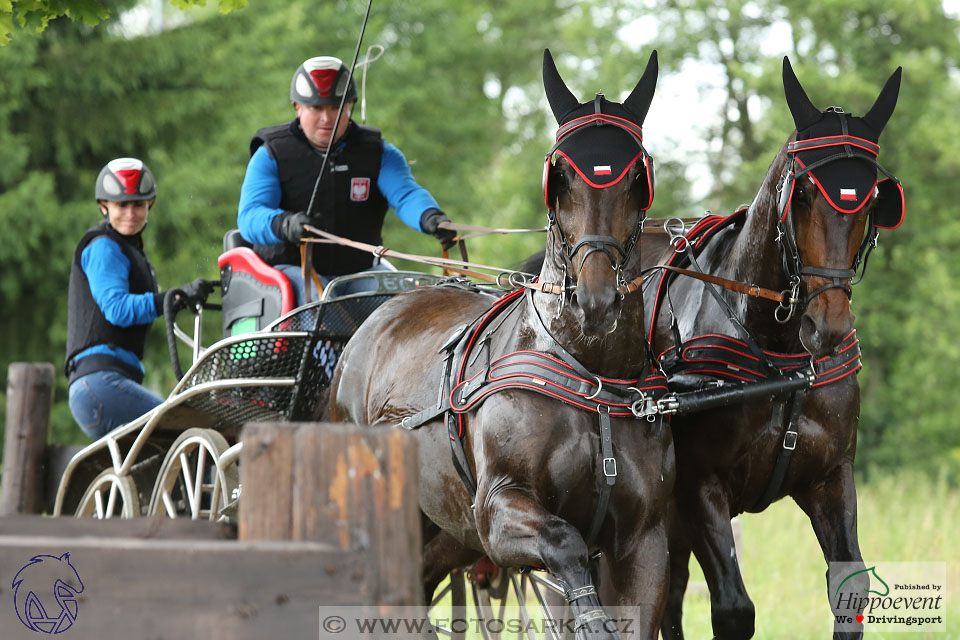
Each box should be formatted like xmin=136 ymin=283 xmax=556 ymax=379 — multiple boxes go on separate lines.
xmin=542 ymin=98 xmax=655 ymax=309
xmin=775 ymin=107 xmax=902 ymax=323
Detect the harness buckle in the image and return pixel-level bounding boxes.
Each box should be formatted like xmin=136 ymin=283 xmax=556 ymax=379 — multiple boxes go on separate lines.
xmin=783 ymin=430 xmax=798 ymax=451
xmin=602 ymin=457 xmax=617 ymax=478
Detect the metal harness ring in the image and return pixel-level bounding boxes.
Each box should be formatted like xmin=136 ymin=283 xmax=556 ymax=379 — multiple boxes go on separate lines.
xmin=585 ymin=376 xmax=604 ymax=400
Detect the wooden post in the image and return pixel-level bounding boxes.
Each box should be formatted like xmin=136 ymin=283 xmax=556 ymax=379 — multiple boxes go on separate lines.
xmin=239 ymin=422 xmax=422 ymax=605
xmin=1 ymin=363 xmax=55 ymax=516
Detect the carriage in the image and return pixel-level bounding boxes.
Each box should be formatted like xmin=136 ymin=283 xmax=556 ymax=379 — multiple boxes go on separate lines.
xmin=51 ymin=239 xmax=447 ymax=521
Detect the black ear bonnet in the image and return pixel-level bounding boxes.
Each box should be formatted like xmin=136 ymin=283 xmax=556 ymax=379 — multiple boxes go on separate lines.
xmin=542 ymin=49 xmax=657 ymax=213
xmin=779 ymin=58 xmax=904 ymax=230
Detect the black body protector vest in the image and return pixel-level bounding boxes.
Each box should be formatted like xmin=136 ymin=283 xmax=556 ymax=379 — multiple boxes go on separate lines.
xmin=250 ymin=120 xmax=389 ymax=276
xmin=65 ymin=222 xmax=159 ymax=384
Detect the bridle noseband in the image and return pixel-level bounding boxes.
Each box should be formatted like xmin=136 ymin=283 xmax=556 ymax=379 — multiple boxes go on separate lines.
xmin=543 ymin=96 xmax=655 ymax=309
xmin=775 ymin=107 xmax=902 ymax=323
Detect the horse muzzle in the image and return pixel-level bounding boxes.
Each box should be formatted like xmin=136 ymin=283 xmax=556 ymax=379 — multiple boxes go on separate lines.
xmin=799 ymin=286 xmax=855 ymax=358
xmin=572 ymin=277 xmax=621 ymax=337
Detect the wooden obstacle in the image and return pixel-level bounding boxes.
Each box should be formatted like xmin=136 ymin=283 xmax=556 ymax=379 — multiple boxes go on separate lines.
xmin=1 ymin=363 xmax=55 ymax=516
xmin=0 ymin=412 xmax=422 ymax=638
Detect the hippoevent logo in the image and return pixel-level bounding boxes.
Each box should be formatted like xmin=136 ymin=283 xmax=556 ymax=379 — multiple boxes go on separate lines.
xmin=830 ymin=562 xmax=946 ymax=633
xmin=11 ymin=553 xmax=84 ymax=634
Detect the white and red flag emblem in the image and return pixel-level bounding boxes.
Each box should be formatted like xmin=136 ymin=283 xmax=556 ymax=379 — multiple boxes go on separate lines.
xmin=593 ymin=165 xmax=612 ymax=176
xmin=839 ymin=188 xmax=857 ymax=201
xmin=350 ymin=177 xmax=371 ymax=202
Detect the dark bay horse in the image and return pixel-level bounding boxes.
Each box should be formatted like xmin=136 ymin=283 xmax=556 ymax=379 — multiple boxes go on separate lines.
xmin=644 ymin=58 xmax=904 ymax=639
xmin=330 ymin=49 xmax=674 ymax=638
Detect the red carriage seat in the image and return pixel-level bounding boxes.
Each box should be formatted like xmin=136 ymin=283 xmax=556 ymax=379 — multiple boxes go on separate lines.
xmin=218 ymin=230 xmax=296 ymax=336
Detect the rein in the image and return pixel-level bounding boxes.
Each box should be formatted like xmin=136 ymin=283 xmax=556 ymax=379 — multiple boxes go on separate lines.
xmin=299 ymin=219 xmax=703 ymax=298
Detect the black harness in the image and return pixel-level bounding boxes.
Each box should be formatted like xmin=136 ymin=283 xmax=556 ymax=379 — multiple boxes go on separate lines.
xmin=648 ymin=209 xmax=865 ymax=510
xmin=402 ymin=287 xmax=668 ymax=548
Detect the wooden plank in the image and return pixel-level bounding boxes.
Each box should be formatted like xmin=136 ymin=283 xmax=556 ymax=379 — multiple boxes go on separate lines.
xmin=0 ymin=514 xmax=235 ymax=540
xmin=1 ymin=363 xmax=55 ymax=515
xmin=237 ymin=421 xmax=294 ymax=540
xmin=239 ymin=422 xmax=423 ymax=605
xmin=0 ymin=535 xmax=372 ymax=639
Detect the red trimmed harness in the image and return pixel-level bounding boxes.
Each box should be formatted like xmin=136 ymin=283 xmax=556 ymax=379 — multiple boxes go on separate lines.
xmin=400 ymin=285 xmax=668 ymax=547
xmin=647 ymin=209 xmax=864 ymax=510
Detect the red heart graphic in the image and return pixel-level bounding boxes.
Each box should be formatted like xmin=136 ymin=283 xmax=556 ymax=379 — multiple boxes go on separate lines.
xmin=856 ymin=615 xmax=864 ymax=623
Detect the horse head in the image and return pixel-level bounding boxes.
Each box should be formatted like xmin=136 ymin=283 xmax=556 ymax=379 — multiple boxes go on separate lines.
xmin=779 ymin=57 xmax=903 ymax=356
xmin=541 ymin=48 xmax=658 ymax=337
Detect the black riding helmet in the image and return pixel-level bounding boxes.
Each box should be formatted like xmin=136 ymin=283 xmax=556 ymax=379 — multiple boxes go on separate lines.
xmin=290 ymin=56 xmax=357 ymax=106
xmin=95 ymin=157 xmax=157 ymax=204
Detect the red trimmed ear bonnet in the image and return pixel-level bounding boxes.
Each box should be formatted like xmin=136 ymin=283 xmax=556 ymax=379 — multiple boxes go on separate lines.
xmin=779 ymin=57 xmax=904 ymax=230
xmin=542 ymin=48 xmax=658 ymax=213
xmin=95 ymin=157 xmax=156 ymax=203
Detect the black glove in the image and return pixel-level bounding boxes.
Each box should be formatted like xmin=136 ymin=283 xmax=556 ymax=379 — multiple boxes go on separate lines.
xmin=174 ymin=278 xmax=216 ymax=307
xmin=273 ymin=211 xmax=314 ymax=244
xmin=419 ymin=208 xmax=457 ymax=250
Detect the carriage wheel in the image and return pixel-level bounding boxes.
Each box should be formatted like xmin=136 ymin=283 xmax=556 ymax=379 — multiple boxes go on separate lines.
xmin=471 ymin=564 xmax=574 ymax=640
xmin=147 ymin=428 xmax=239 ymax=522
xmin=428 ymin=570 xmax=466 ymax=640
xmin=74 ymin=469 xmax=141 ymax=519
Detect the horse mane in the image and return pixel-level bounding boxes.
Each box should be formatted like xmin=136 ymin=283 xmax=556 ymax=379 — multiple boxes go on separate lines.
xmin=747 ymin=134 xmax=793 ymax=220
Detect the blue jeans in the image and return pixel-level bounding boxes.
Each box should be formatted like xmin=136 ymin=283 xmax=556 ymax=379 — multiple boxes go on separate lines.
xmin=68 ymin=370 xmax=164 ymax=440
xmin=277 ymin=262 xmax=392 ymax=307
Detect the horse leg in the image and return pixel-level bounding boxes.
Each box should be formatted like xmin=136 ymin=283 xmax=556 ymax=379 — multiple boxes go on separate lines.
xmin=475 ymin=487 xmax=620 ymax=640
xmin=680 ymin=480 xmax=755 ymax=639
xmin=422 ymin=527 xmax=483 ymax=603
xmin=793 ymin=459 xmax=866 ymax=640
xmin=660 ymin=522 xmax=692 ymax=640
xmin=601 ymin=521 xmax=672 ymax=640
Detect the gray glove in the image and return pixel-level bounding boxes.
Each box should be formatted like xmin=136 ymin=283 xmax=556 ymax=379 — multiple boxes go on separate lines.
xmin=175 ymin=278 xmax=216 ymax=307
xmin=275 ymin=211 xmax=314 ymax=243
xmin=419 ymin=208 xmax=457 ymax=249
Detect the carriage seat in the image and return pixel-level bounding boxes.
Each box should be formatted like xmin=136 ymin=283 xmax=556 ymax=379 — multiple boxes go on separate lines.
xmin=218 ymin=230 xmax=296 ymax=336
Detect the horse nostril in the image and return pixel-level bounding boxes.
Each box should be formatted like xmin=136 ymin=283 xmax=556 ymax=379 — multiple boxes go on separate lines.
xmin=799 ymin=314 xmax=821 ymax=355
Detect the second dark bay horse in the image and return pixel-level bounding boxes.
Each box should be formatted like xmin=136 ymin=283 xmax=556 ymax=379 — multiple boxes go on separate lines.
xmin=645 ymin=58 xmax=904 ymax=640
xmin=330 ymin=49 xmax=675 ymax=639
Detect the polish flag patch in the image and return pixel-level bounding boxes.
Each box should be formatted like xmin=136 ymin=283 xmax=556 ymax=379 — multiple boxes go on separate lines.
xmin=350 ymin=177 xmax=371 ymax=201
xmin=839 ymin=188 xmax=857 ymax=201
xmin=593 ymin=165 xmax=612 ymax=175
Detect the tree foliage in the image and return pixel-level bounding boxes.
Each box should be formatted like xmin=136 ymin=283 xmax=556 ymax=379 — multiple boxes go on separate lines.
xmin=0 ymin=0 xmax=244 ymax=44
xmin=0 ymin=0 xmax=636 ymax=446
xmin=636 ymin=0 xmax=960 ymax=478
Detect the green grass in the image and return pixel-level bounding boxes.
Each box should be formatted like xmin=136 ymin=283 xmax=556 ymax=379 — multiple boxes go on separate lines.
xmin=681 ymin=469 xmax=958 ymax=638
xmin=431 ymin=469 xmax=959 ymax=639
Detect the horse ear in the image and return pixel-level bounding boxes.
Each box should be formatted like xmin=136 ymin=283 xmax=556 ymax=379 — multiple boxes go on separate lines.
xmin=782 ymin=57 xmax=821 ymax=132
xmin=623 ymin=50 xmax=659 ymax=124
xmin=543 ymin=48 xmax=580 ymax=124
xmin=862 ymin=67 xmax=902 ymax=134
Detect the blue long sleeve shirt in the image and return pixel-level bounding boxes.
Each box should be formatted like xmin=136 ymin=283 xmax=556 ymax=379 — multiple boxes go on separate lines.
xmin=237 ymin=139 xmax=439 ymax=245
xmin=73 ymin=236 xmax=160 ymax=373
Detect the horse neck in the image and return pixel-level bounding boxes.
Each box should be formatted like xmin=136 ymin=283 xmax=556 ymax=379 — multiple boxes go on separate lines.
xmin=528 ymin=259 xmax=651 ymax=379
xmin=725 ymin=140 xmax=805 ymax=350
